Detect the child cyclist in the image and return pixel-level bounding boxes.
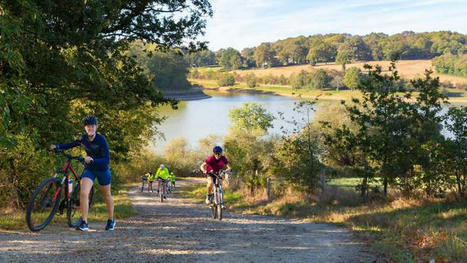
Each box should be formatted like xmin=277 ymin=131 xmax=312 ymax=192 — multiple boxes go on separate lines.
xmin=169 ymin=172 xmax=176 ymax=189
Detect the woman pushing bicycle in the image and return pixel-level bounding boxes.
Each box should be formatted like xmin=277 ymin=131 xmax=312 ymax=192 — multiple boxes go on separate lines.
xmin=49 ymin=115 xmax=115 ymax=231
xmin=200 ymin=146 xmax=231 ymax=208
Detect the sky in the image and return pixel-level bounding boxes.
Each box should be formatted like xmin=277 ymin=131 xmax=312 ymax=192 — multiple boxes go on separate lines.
xmin=200 ymin=0 xmax=467 ymax=51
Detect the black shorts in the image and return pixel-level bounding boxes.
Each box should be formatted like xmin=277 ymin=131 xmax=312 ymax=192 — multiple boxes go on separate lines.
xmin=207 ymin=173 xmax=221 ymax=183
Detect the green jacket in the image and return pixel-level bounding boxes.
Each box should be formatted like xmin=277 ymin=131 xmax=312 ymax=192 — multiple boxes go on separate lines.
xmin=156 ymin=167 xmax=169 ymax=180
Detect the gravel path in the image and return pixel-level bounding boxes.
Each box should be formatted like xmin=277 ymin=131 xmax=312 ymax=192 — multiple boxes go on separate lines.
xmin=0 ymin=179 xmax=379 ymax=262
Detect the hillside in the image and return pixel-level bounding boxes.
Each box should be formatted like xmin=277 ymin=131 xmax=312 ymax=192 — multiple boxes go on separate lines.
xmin=231 ymin=60 xmax=467 ymax=86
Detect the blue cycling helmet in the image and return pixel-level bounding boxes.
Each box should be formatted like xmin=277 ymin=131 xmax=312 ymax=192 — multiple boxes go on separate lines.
xmin=83 ymin=115 xmax=98 ymax=125
xmin=213 ymin=146 xmax=223 ymax=153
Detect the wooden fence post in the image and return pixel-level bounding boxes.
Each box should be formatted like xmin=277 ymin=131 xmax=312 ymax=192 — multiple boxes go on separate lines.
xmin=320 ymin=167 xmax=325 ymax=192
xmin=267 ymin=177 xmax=272 ymax=201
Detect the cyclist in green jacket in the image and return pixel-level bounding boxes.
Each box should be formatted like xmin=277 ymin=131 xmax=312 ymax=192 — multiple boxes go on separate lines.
xmin=155 ymin=164 xmax=169 ymax=198
xmin=169 ymin=172 xmax=176 ymax=189
xmin=146 ymin=171 xmax=154 ymax=192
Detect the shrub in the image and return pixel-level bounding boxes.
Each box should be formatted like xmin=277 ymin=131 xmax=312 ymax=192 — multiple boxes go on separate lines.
xmin=245 ymin=73 xmax=257 ymax=88
xmin=217 ymin=73 xmax=236 ymax=86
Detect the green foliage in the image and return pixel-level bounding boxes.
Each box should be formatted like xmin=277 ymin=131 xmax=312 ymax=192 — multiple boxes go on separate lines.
xmin=433 ymin=54 xmax=467 ymax=77
xmin=223 ymin=129 xmax=275 ymax=194
xmin=322 ymin=61 xmax=458 ymax=197
xmin=228 ymin=103 xmax=275 ymax=133
xmin=0 ymin=0 xmax=212 ymax=209
xmin=289 ymin=70 xmax=332 ymax=90
xmin=343 ymin=67 xmax=362 ymax=90
xmin=308 ymin=69 xmax=332 ymax=90
xmin=245 ymin=73 xmax=257 ymax=88
xmin=254 ymin=43 xmax=277 ymax=68
xmin=307 ymin=38 xmax=336 ymax=65
xmin=185 ymin=50 xmax=216 ymax=67
xmin=219 ymin=48 xmax=243 ymax=70
xmin=127 ymin=41 xmax=191 ymax=91
xmin=217 ymin=73 xmax=236 ymax=86
xmin=273 ymin=101 xmax=322 ymax=193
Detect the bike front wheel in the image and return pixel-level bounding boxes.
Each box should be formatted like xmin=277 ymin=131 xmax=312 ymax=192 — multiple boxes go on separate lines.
xmin=26 ymin=177 xmax=62 ymax=232
xmin=215 ymin=187 xmax=223 ymax=220
xmin=67 ymin=182 xmax=94 ymax=228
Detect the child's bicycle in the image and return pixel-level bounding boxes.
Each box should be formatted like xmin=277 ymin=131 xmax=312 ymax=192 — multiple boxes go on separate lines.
xmin=140 ymin=175 xmax=148 ymax=192
xmin=25 ymin=150 xmax=94 ymax=232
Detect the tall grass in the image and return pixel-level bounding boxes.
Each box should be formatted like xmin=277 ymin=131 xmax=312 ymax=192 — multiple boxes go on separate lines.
xmin=179 ymin=178 xmax=466 ymax=262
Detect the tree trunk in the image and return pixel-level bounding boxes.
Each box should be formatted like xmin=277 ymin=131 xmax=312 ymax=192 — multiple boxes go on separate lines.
xmin=383 ymin=175 xmax=388 ymax=196
xmin=9 ymin=158 xmax=21 ymax=208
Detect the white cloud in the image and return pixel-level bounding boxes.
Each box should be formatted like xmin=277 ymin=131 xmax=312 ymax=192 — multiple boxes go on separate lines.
xmin=201 ymin=0 xmax=467 ymax=51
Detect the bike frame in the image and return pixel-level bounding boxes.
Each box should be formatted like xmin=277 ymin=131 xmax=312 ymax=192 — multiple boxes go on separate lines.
xmin=52 ymin=153 xmax=83 ymax=202
xmin=212 ymin=173 xmax=224 ymax=206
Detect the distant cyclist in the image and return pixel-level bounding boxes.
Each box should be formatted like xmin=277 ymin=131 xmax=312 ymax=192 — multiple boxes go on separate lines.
xmin=169 ymin=172 xmax=176 ymax=189
xmin=200 ymin=146 xmax=231 ymax=208
xmin=49 ymin=115 xmax=115 ymax=231
xmin=146 ymin=171 xmax=154 ymax=192
xmin=155 ymin=164 xmax=169 ymax=199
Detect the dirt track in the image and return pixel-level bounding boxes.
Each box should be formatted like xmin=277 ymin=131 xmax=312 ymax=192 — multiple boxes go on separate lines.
xmin=0 ymin=179 xmax=380 ymax=262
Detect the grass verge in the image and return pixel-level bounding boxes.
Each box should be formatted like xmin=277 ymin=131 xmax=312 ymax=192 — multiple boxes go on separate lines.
xmin=179 ymin=180 xmax=466 ymax=262
xmin=0 ymin=183 xmax=137 ymax=231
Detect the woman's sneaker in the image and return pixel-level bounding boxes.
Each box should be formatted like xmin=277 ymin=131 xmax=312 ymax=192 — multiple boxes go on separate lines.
xmin=76 ymin=220 xmax=89 ymax=231
xmin=105 ymin=219 xmax=116 ymax=231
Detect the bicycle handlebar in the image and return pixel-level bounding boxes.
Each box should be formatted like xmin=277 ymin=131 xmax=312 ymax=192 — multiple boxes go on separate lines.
xmin=53 ymin=149 xmax=85 ymax=164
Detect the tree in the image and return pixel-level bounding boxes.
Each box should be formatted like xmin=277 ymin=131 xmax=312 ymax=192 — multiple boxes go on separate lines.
xmin=273 ymin=101 xmax=322 ymax=193
xmin=228 ymin=103 xmax=275 ymax=133
xmin=327 ymin=62 xmax=449 ymax=196
xmin=307 ymin=39 xmax=336 ymax=65
xmin=225 ymin=104 xmax=276 ymax=194
xmin=254 ymin=43 xmax=276 ymax=68
xmin=343 ymin=67 xmax=362 ymax=90
xmin=185 ymin=50 xmax=216 ymax=67
xmin=308 ymin=69 xmax=332 ymax=90
xmin=443 ymin=106 xmax=467 ymax=195
xmin=336 ymin=36 xmax=371 ymax=71
xmin=219 ymin=48 xmax=243 ymax=70
xmin=0 ymin=0 xmax=212 ymax=208
xmin=241 ymin=47 xmax=256 ymax=68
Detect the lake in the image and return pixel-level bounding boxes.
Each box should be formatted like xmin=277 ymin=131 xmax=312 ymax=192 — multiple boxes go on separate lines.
xmin=151 ymin=91 xmax=462 ymax=152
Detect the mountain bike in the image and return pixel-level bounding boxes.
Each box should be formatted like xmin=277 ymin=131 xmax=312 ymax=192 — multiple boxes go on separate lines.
xmin=157 ymin=178 xmax=167 ymax=202
xmin=208 ymin=170 xmax=231 ymax=221
xmin=141 ymin=175 xmax=147 ymax=192
xmin=25 ymin=150 xmax=94 ymax=232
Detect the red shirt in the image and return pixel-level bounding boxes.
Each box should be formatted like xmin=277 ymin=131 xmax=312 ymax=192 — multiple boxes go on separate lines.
xmin=205 ymin=155 xmax=229 ymax=173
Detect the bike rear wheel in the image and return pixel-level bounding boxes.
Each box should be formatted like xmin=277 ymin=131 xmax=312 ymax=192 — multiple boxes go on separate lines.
xmin=67 ymin=182 xmax=94 ymax=228
xmin=26 ymin=177 xmax=62 ymax=232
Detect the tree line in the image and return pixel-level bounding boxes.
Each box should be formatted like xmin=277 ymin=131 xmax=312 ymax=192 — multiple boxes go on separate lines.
xmin=433 ymin=53 xmax=467 ymax=77
xmin=185 ymin=31 xmax=467 ymax=70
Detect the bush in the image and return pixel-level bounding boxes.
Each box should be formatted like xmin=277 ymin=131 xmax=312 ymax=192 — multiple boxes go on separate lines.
xmin=308 ymin=69 xmax=332 ymax=90
xmin=217 ymin=73 xmax=236 ymax=86
xmin=245 ymin=73 xmax=257 ymax=88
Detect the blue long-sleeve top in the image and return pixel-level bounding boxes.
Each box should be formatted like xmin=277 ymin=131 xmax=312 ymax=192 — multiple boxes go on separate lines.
xmin=56 ymin=134 xmax=110 ymax=171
